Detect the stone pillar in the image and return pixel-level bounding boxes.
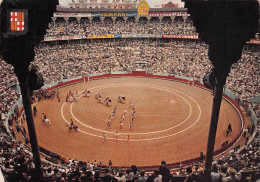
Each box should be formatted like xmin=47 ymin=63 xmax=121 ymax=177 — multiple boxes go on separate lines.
xmin=64 ymin=17 xmax=70 ymax=23
xmin=183 ymin=16 xmax=188 ymax=22
xmin=76 ymin=17 xmax=81 ymax=23
xmin=172 ymin=16 xmax=176 ymax=22
xmin=137 ymin=15 xmax=140 ymax=22
xmin=112 ymin=17 xmax=116 ymax=22
xmin=100 ymin=17 xmax=105 ymax=22
xmin=51 ymin=17 xmax=56 ymax=22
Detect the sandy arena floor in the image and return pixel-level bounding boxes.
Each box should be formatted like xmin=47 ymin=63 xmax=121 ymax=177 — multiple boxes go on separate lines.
xmin=32 ymin=77 xmax=242 ymax=166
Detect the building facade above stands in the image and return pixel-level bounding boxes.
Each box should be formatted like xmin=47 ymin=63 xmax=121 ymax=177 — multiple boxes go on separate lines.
xmin=52 ymin=11 xmax=190 ymax=22
xmin=47 ymin=0 xmax=196 ymax=42
xmin=57 ymin=0 xmax=186 ymax=13
xmin=55 ymin=0 xmax=188 ymax=22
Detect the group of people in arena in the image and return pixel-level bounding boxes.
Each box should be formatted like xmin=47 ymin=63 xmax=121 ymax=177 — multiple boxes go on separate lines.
xmin=66 ymin=90 xmax=78 ymax=102
xmin=107 ymin=104 xmax=135 ymax=132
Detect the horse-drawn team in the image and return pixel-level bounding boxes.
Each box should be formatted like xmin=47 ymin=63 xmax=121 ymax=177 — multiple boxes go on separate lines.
xmin=95 ymin=92 xmax=126 ymax=107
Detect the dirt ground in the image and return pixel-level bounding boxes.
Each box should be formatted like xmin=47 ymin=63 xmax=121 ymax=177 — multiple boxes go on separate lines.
xmin=30 ymin=77 xmax=242 ymax=167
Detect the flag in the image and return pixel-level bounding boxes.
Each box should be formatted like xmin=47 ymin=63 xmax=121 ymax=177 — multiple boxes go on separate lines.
xmin=10 ymin=11 xmax=25 ymax=31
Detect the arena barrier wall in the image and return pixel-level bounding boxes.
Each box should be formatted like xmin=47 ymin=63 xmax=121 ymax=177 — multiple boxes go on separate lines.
xmin=7 ymin=71 xmax=254 ymax=170
xmin=250 ymin=95 xmax=260 ymax=103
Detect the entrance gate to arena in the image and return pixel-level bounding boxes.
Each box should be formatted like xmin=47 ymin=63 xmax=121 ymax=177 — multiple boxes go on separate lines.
xmin=134 ymin=60 xmax=147 ymax=71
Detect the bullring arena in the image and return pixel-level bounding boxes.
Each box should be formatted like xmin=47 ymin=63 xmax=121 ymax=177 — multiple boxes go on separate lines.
xmin=1 ymin=1 xmax=259 ymax=181
xmin=31 ymin=72 xmax=243 ymax=168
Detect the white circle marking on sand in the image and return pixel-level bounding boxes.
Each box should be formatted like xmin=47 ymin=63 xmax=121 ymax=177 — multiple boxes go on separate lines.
xmin=61 ymin=83 xmax=202 ymax=141
xmin=70 ymin=83 xmax=192 ymax=135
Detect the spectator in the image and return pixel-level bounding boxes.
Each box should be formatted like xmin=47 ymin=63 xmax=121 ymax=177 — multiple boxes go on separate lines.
xmin=130 ymin=165 xmax=139 ymax=178
xmin=196 ymin=167 xmax=204 ymax=182
xmin=139 ymin=171 xmax=147 ymax=182
xmin=108 ymin=159 xmax=112 ymax=168
xmin=115 ymin=171 xmax=126 ymax=182
xmin=154 ymin=170 xmax=162 ymax=182
xmin=222 ymin=168 xmax=241 ymax=182
xmin=184 ymin=167 xmax=196 ymax=182
xmin=94 ymin=171 xmax=101 ymax=182
xmin=159 ymin=160 xmax=171 ymax=182
xmin=211 ymin=165 xmax=222 ymax=182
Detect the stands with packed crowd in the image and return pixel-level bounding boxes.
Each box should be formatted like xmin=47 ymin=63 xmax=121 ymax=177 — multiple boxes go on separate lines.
xmin=45 ymin=16 xmax=197 ymax=38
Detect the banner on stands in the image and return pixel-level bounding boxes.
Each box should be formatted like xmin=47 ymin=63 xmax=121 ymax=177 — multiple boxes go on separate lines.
xmin=44 ymin=35 xmax=82 ymax=41
xmin=87 ymin=34 xmax=115 ymax=39
xmin=114 ymin=34 xmax=122 ymax=38
xmin=162 ymin=34 xmax=199 ymax=39
xmin=54 ymin=12 xmax=91 ymax=17
xmin=136 ymin=34 xmax=150 ymax=38
xmin=100 ymin=12 xmax=137 ymax=17
xmin=91 ymin=13 xmax=101 ymax=17
xmin=44 ymin=37 xmax=56 ymax=41
xmin=122 ymin=34 xmax=137 ymax=38
xmin=122 ymin=34 xmax=162 ymax=38
xmin=149 ymin=12 xmax=189 ymax=17
xmin=150 ymin=34 xmax=162 ymax=38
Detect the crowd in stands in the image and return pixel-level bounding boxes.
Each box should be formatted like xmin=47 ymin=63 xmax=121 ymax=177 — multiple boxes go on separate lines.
xmin=45 ymin=17 xmax=197 ymax=37
xmin=227 ymin=50 xmax=260 ymax=101
xmin=34 ymin=39 xmax=211 ymax=84
xmin=33 ymin=39 xmax=259 ymax=103
xmin=226 ymin=48 xmax=260 ymax=119
xmin=0 ymin=36 xmax=259 ymax=181
xmin=0 ymin=59 xmax=21 ymax=125
xmin=0 ymin=129 xmax=259 ymax=181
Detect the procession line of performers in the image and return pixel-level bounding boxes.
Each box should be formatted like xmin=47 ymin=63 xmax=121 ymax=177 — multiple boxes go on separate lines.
xmin=103 ymin=132 xmax=130 ymax=142
xmin=65 ymin=90 xmax=79 ymax=102
xmin=107 ymin=103 xmax=135 ymax=130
